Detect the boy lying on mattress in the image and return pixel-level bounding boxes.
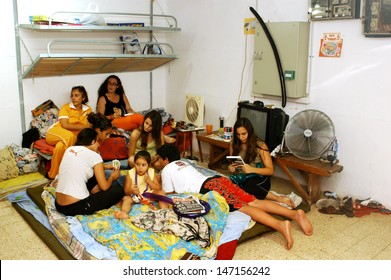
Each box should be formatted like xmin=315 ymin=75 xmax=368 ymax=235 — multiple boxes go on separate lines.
xmin=155 ymin=144 xmax=313 ymax=250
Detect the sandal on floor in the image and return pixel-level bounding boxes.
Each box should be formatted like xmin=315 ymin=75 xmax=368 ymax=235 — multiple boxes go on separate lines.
xmin=367 ymin=201 xmax=384 ymax=209
xmin=353 ymin=205 xmax=380 ymax=217
xmin=355 ymin=197 xmax=371 ymax=205
xmin=318 ymin=206 xmax=344 ymax=215
xmin=354 ymin=205 xmax=391 ymax=217
xmin=378 ymin=208 xmax=391 ymax=214
xmin=355 ymin=198 xmax=383 ymax=209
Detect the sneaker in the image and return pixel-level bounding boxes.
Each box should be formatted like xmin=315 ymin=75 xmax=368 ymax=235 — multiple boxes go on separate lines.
xmin=287 ymin=192 xmax=302 ymax=208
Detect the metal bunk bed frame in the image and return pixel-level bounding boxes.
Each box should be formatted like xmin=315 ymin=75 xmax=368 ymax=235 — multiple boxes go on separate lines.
xmin=13 ymin=0 xmax=180 ymax=132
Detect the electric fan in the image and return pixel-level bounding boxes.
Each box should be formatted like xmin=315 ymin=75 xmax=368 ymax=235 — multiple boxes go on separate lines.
xmin=284 ymin=109 xmax=335 ymax=160
xmin=184 ymin=95 xmax=204 ymax=127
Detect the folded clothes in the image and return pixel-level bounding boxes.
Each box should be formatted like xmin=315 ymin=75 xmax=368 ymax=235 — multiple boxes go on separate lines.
xmin=33 ymin=139 xmax=54 ymax=155
xmin=218 ymin=211 xmax=251 ymax=245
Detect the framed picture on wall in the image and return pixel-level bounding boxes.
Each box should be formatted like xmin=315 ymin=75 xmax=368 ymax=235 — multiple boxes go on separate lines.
xmin=363 ymin=0 xmax=391 ymax=37
xmin=309 ymin=0 xmax=361 ymax=20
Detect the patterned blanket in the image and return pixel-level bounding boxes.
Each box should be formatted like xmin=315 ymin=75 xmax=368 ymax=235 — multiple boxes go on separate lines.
xmin=43 ymin=181 xmax=229 ymax=260
xmin=76 ymin=191 xmax=228 ymax=260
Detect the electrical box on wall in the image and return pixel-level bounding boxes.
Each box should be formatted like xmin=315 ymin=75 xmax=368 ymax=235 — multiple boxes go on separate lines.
xmin=309 ymin=0 xmax=361 ymax=20
xmin=252 ymin=22 xmax=310 ymax=99
xmin=363 ymin=0 xmax=391 ymax=37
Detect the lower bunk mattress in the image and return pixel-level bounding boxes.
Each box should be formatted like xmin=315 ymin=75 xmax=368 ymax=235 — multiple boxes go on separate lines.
xmin=12 ymin=164 xmax=310 ymax=260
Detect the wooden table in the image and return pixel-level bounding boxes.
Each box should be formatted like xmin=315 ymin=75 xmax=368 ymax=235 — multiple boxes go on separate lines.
xmin=196 ymin=132 xmax=230 ymax=169
xmin=274 ymin=154 xmax=344 ymax=204
xmin=175 ymin=127 xmax=205 ymax=158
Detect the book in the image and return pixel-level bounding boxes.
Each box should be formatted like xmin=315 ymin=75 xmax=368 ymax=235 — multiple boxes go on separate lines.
xmin=172 ymin=195 xmax=206 ymax=214
xmin=226 ymin=155 xmax=245 ymax=165
xmin=106 ymin=23 xmax=145 ymax=27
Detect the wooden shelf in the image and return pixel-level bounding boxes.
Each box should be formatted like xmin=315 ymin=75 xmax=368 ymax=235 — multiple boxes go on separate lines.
xmin=22 ymin=54 xmax=176 ymax=78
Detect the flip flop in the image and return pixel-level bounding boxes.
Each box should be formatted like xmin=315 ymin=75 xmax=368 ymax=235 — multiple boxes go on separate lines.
xmin=355 ymin=198 xmax=383 ymax=209
xmin=378 ymin=208 xmax=391 ymax=214
xmin=353 ymin=205 xmax=380 ymax=217
xmin=367 ymin=201 xmax=384 ymax=209
xmin=353 ymin=205 xmax=391 ymax=217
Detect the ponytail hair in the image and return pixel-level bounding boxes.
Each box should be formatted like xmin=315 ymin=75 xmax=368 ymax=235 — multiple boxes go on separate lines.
xmin=87 ymin=112 xmax=113 ymax=132
xmin=75 ymin=128 xmax=98 ymax=146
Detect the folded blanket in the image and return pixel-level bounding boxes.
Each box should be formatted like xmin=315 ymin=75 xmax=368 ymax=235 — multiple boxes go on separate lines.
xmin=33 ymin=139 xmax=54 ymax=155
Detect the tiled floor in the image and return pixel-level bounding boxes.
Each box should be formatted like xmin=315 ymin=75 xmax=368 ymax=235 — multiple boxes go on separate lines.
xmin=233 ymin=178 xmax=391 ymax=260
xmin=1 ymin=157 xmax=391 ymax=260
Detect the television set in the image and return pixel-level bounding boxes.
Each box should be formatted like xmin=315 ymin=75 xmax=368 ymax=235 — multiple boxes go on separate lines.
xmin=236 ymin=101 xmax=289 ymax=152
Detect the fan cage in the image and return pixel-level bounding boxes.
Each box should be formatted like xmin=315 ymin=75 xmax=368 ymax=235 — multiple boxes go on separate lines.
xmin=284 ymin=109 xmax=335 ymax=160
xmin=184 ymin=95 xmax=204 ymax=127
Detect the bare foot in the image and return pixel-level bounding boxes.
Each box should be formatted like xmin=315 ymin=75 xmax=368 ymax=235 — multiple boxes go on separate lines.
xmin=114 ymin=210 xmax=130 ymax=220
xmin=295 ymin=209 xmax=313 ymax=236
xmin=278 ymin=220 xmax=293 ymax=250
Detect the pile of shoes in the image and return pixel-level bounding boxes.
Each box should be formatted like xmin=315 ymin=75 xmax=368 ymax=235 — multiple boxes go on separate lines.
xmin=316 ymin=191 xmax=354 ymax=217
xmin=316 ymin=191 xmax=391 ymax=218
xmin=353 ymin=198 xmax=391 ymax=217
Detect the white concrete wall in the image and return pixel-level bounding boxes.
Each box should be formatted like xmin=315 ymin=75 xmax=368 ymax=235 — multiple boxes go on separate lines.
xmin=164 ymin=0 xmax=391 ymax=207
xmin=1 ymin=0 xmax=167 ymax=147
xmin=1 ymin=0 xmax=22 ymax=146
xmin=2 ymin=0 xmax=391 ymax=208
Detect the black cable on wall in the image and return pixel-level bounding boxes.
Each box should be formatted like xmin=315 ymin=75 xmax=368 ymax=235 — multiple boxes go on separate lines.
xmin=250 ymin=6 xmax=287 ymax=108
